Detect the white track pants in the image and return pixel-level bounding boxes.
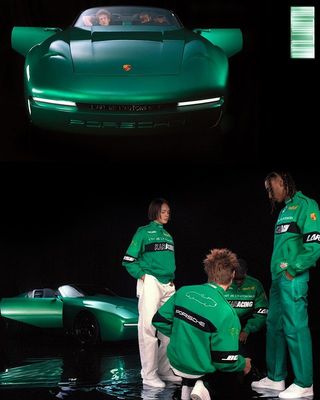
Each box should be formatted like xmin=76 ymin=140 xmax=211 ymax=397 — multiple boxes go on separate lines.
xmin=137 ymin=274 xmax=175 ymax=380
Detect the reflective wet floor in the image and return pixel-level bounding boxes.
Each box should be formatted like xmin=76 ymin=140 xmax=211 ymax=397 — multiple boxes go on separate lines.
xmin=0 ymin=331 xmax=318 ymax=400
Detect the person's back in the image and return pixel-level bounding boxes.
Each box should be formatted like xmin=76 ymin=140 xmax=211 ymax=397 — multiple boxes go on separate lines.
xmin=153 ymin=248 xmax=251 ymax=399
xmin=164 ymin=282 xmax=242 ymax=376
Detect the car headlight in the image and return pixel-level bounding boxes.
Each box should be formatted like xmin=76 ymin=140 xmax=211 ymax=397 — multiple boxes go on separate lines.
xmin=177 ymin=97 xmax=222 ymax=107
xmin=31 ymin=96 xmax=77 ymax=111
xmin=33 ymin=97 xmax=77 ymax=107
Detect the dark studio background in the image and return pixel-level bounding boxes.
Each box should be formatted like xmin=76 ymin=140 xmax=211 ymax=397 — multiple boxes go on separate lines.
xmin=0 ymin=0 xmax=318 ymax=294
xmin=0 ymin=2 xmax=320 ymax=397
xmin=0 ymin=0 xmax=271 ymax=294
xmin=1 ymin=0 xmax=318 ymax=163
xmin=2 ymin=0 xmax=267 ymax=162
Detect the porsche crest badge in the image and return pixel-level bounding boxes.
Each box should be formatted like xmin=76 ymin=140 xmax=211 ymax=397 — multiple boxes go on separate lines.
xmin=122 ymin=64 xmax=132 ymax=72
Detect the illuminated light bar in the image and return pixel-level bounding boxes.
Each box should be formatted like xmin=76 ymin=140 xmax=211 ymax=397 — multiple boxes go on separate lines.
xmin=26 ymin=65 xmax=30 ymax=81
xmin=33 ymin=97 xmax=76 ymax=106
xmin=177 ymin=97 xmax=221 ymax=107
xmin=291 ymin=6 xmax=315 ymax=59
xmin=27 ymin=99 xmax=31 ymax=115
xmin=123 ymin=323 xmax=138 ymax=326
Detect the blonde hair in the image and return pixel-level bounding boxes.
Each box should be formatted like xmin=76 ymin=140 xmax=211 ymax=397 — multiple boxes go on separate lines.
xmin=203 ymin=248 xmax=238 ymax=284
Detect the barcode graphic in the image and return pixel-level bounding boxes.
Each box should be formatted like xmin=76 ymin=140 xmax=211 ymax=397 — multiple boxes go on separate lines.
xmin=291 ymin=6 xmax=315 ymax=59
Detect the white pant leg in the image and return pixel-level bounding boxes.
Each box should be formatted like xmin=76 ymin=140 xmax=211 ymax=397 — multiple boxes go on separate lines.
xmin=157 ymin=282 xmax=175 ymax=375
xmin=138 ymin=274 xmax=166 ymax=380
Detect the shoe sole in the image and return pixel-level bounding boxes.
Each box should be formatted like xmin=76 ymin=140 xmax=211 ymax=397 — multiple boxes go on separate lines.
xmin=251 ymin=384 xmax=285 ymax=391
xmin=279 ymin=393 xmax=313 ymax=399
xmin=252 ymin=386 xmax=284 ymax=391
xmin=191 ymin=390 xmax=211 ymax=400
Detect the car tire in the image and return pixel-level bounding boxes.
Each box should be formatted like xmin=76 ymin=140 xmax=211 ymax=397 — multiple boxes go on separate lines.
xmin=73 ymin=312 xmax=101 ymax=346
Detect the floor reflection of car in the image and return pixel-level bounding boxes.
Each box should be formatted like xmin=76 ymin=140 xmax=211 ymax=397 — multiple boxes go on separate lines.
xmin=0 ymin=345 xmax=139 ymax=390
xmin=0 ymin=284 xmax=138 ymax=345
xmin=0 ymin=343 xmax=180 ymax=399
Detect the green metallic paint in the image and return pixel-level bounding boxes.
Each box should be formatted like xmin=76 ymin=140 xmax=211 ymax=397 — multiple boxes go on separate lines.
xmin=0 ymin=297 xmax=63 ymax=328
xmin=12 ymin=7 xmax=242 ymax=133
xmin=193 ymin=28 xmax=243 ymax=58
xmin=0 ymin=291 xmax=138 ymax=342
xmin=25 ymin=28 xmax=227 ymax=103
xmin=12 ymin=26 xmax=62 ymax=57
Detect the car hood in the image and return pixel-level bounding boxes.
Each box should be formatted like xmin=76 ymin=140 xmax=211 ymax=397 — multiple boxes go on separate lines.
xmin=70 ymin=29 xmax=186 ymax=75
xmin=29 ymin=28 xmax=228 ymax=103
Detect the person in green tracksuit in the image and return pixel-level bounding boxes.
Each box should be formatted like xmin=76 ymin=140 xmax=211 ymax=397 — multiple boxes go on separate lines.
xmin=152 ymin=248 xmax=252 ymax=400
xmin=224 ymin=258 xmax=268 ymax=357
xmin=252 ymin=171 xmax=320 ymax=399
xmin=122 ymin=198 xmax=181 ymax=389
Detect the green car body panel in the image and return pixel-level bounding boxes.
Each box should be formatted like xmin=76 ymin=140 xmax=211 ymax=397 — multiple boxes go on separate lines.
xmin=0 ymin=284 xmax=138 ymax=343
xmin=11 ymin=6 xmax=242 ymax=133
xmin=0 ymin=297 xmax=63 ymax=328
xmin=62 ymin=296 xmax=139 ymax=342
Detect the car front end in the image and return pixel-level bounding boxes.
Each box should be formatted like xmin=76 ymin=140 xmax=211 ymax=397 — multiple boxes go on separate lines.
xmin=24 ymin=24 xmax=228 ymax=134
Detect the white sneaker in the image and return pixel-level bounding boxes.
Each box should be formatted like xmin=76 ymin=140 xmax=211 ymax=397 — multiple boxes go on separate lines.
xmin=251 ymin=376 xmax=285 ymax=391
xmin=279 ymin=383 xmax=313 ymax=399
xmin=158 ymin=371 xmax=182 ymax=383
xmin=142 ymin=376 xmax=165 ymax=388
xmin=181 ymin=385 xmax=193 ymax=400
xmin=190 ymin=380 xmax=211 ymax=400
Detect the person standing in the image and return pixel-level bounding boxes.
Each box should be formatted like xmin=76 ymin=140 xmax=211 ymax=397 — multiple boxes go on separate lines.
xmin=122 ymin=198 xmax=181 ymax=388
xmin=152 ymin=248 xmax=251 ymax=400
xmin=252 ymin=171 xmax=320 ymax=399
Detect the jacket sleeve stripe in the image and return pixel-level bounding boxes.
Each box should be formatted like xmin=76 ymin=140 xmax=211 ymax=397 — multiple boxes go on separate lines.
xmin=152 ymin=311 xmax=172 ymax=325
xmin=174 ymin=306 xmax=217 ymax=333
xmin=275 ymin=222 xmax=300 ymax=234
xmin=211 ymin=350 xmax=239 ymax=363
xmin=303 ymin=232 xmax=320 ymax=244
xmin=123 ymin=254 xmax=136 ymax=263
xmin=254 ymin=307 xmax=268 ymax=315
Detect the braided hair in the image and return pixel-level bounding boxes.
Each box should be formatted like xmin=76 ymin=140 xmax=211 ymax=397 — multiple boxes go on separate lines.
xmin=265 ymin=171 xmax=297 ymax=213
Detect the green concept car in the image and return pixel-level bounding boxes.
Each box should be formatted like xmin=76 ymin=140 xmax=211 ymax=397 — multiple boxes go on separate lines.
xmin=0 ymin=284 xmax=138 ymax=345
xmin=11 ymin=6 xmax=243 ymax=133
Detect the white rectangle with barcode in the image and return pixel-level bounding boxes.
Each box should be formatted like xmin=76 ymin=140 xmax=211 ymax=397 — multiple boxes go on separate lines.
xmin=291 ymin=6 xmax=315 ymax=59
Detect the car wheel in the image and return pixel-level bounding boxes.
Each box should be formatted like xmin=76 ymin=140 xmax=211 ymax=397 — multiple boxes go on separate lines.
xmin=74 ymin=312 xmax=101 ymax=346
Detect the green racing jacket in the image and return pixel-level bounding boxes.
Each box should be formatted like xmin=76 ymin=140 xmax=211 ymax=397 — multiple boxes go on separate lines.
xmin=271 ymin=191 xmax=320 ymax=279
xmin=122 ymin=221 xmax=175 ymax=284
xmin=224 ymin=275 xmax=268 ymax=334
xmin=152 ymin=283 xmax=245 ymax=376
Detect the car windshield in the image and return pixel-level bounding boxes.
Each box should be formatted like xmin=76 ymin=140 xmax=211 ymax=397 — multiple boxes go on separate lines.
xmin=58 ymin=284 xmax=116 ymax=298
xmin=74 ymin=6 xmax=182 ymax=30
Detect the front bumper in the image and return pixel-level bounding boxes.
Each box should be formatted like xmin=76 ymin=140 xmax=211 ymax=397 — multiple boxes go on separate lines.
xmin=28 ymin=97 xmax=224 ymax=134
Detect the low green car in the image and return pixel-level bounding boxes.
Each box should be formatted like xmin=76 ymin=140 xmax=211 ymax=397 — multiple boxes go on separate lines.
xmin=0 ymin=284 xmax=138 ymax=345
xmin=12 ymin=5 xmax=242 ymax=133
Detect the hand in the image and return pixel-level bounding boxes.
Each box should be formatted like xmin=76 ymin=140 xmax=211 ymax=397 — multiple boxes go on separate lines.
xmin=83 ymin=15 xmax=93 ymax=26
xmin=243 ymin=357 xmax=251 ymax=375
xmin=141 ymin=275 xmax=145 ymax=281
xmin=239 ymin=331 xmax=249 ymax=344
xmin=285 ymin=270 xmax=294 ymax=280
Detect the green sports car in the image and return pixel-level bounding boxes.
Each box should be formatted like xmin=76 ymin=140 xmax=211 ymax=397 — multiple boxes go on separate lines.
xmin=0 ymin=284 xmax=138 ymax=345
xmin=11 ymin=5 xmax=242 ymax=133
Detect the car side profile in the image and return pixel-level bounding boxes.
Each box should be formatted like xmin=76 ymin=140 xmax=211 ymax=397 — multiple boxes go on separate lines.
xmin=0 ymin=284 xmax=138 ymax=345
xmin=11 ymin=6 xmax=243 ymax=134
